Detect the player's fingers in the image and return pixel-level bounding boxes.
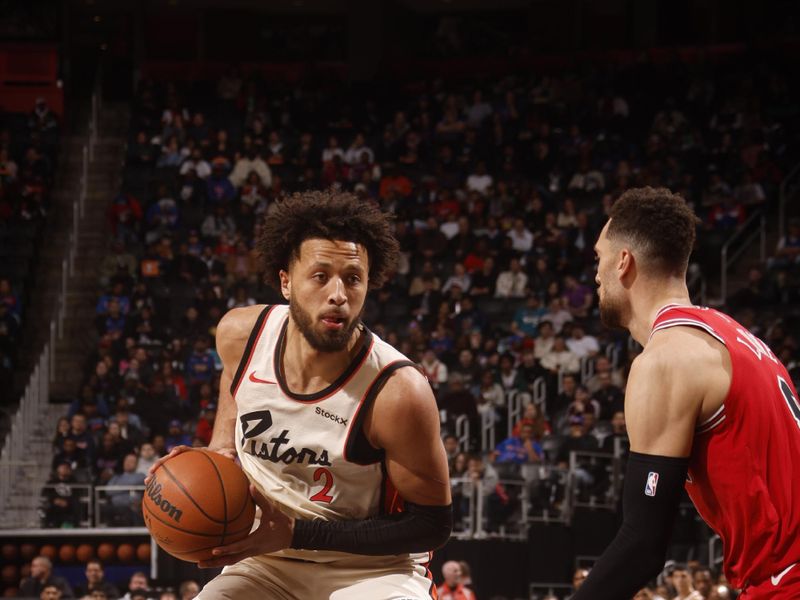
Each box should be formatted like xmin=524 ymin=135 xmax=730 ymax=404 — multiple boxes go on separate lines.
xmin=249 ymin=484 xmax=275 ymax=513
xmin=144 ymin=445 xmax=192 ymax=483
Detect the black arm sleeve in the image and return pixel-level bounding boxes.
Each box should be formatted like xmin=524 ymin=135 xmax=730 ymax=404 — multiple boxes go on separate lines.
xmin=291 ymin=502 xmax=452 ymax=555
xmin=572 ymin=452 xmax=689 ymax=600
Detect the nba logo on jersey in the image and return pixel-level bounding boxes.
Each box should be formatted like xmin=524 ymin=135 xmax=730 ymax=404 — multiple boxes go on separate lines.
xmin=645 ymin=472 xmax=659 ymax=497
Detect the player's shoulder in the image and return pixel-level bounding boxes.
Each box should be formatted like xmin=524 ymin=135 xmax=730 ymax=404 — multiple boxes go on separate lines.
xmin=638 ymin=325 xmax=728 ymax=384
xmin=215 ymin=304 xmax=273 ymax=362
xmin=379 ymin=362 xmax=432 ymax=399
xmin=217 ymin=304 xmax=270 ymax=341
xmin=645 ymin=324 xmax=726 ymax=363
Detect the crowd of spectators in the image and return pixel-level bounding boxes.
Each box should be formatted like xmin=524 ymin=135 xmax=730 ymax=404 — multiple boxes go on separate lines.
xmin=16 ymin=556 xmax=201 ymax=600
xmin=41 ymin=53 xmax=800 ymax=596
xmin=0 ymin=98 xmax=59 ymax=405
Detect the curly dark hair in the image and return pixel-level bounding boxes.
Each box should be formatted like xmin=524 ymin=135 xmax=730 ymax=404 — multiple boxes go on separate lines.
xmin=256 ymin=190 xmax=399 ymax=290
xmin=608 ymin=187 xmax=701 ymax=276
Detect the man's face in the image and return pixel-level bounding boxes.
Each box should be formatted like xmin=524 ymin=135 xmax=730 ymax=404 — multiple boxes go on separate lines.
xmin=443 ymin=437 xmax=458 ymax=456
xmin=181 ymin=581 xmax=199 ymax=599
xmin=130 ymin=573 xmax=148 ymax=591
xmin=611 ymin=411 xmax=626 ymax=433
xmin=86 ymin=562 xmax=103 ymax=583
xmin=123 ymin=454 xmax=138 ymax=472
xmin=31 ymin=558 xmax=49 ymax=579
xmin=693 ymin=570 xmax=712 ymax=596
xmin=595 ymin=222 xmax=628 ymax=330
xmin=40 ymin=587 xmax=60 ymax=600
xmin=442 ymin=562 xmax=462 ymax=586
xmin=71 ymin=414 xmax=86 ymax=434
xmin=673 ymin=569 xmax=692 ymax=592
xmin=281 ymin=239 xmax=368 ymax=353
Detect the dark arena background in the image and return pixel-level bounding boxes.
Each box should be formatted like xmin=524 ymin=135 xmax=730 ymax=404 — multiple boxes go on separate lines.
xmin=0 ymin=0 xmax=799 ymax=598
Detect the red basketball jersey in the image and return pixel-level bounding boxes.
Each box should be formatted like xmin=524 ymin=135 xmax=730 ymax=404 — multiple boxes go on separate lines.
xmin=651 ymin=305 xmax=800 ymax=589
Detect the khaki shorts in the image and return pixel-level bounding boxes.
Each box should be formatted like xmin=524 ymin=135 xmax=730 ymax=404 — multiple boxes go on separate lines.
xmin=196 ymin=553 xmax=436 ymax=600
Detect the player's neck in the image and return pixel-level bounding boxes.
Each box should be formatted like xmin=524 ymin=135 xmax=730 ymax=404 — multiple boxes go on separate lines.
xmin=282 ymin=320 xmax=364 ymax=392
xmin=627 ymin=279 xmax=691 ymax=346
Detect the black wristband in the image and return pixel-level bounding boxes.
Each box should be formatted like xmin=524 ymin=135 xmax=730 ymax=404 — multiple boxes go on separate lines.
xmin=291 ymin=502 xmax=452 ymax=555
xmin=572 ymin=451 xmax=689 ymax=600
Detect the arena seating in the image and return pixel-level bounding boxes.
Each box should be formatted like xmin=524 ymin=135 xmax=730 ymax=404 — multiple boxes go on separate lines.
xmin=37 ymin=51 xmax=800 ymax=599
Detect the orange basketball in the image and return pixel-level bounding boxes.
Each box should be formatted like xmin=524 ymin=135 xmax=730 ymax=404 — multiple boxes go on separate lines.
xmin=39 ymin=545 xmax=56 ymax=560
xmin=97 ymin=543 xmax=115 ymax=562
xmin=1 ymin=544 xmax=16 ymax=561
xmin=142 ymin=448 xmax=255 ymax=563
xmin=0 ymin=565 xmax=17 ymax=584
xmin=136 ymin=543 xmax=150 ymax=562
xmin=58 ymin=544 xmax=75 ymax=563
xmin=76 ymin=544 xmax=94 ymax=563
xmin=20 ymin=543 xmax=36 ymax=560
xmin=117 ymin=543 xmax=135 ymax=563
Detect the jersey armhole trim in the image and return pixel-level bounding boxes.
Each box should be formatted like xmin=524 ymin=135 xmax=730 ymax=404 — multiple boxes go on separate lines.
xmin=230 ymin=305 xmax=274 ymax=397
xmin=649 ymin=318 xmax=727 ymax=346
xmin=343 ymin=359 xmax=419 ymax=466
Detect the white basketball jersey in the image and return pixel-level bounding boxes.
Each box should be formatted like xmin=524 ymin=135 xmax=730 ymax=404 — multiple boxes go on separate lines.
xmin=231 ymin=304 xmax=418 ymax=562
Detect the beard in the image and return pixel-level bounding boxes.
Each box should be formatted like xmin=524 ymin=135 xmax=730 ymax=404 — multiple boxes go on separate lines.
xmin=289 ymin=298 xmax=363 ymax=352
xmin=599 ymin=292 xmax=627 ymax=331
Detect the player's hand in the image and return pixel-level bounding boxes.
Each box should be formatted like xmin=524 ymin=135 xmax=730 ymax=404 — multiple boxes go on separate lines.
xmin=144 ymin=445 xmax=237 ymax=485
xmin=197 ymin=484 xmax=295 ymax=568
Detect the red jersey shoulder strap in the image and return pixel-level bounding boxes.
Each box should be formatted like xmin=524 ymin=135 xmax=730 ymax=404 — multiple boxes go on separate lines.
xmin=649 ymin=304 xmax=726 ymax=346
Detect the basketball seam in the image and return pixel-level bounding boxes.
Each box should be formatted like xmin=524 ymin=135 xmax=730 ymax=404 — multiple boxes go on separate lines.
xmin=142 ymin=500 xmax=253 ymax=538
xmin=197 ymin=450 xmax=229 ymax=546
xmin=159 ymin=458 xmax=226 ymax=524
xmin=229 ymin=481 xmax=253 ymax=523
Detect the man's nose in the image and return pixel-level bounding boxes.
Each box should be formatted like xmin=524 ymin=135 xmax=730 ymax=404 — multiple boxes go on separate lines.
xmin=328 ymin=278 xmax=346 ymax=305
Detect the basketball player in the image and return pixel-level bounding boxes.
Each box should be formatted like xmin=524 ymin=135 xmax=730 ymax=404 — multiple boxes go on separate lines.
xmin=572 ymin=187 xmax=800 ymax=599
xmin=148 ymin=191 xmax=452 ymax=599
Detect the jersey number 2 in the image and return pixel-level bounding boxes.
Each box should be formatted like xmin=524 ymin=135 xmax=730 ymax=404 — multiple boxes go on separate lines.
xmin=310 ymin=467 xmax=334 ymax=503
xmin=778 ymin=376 xmax=800 ymax=430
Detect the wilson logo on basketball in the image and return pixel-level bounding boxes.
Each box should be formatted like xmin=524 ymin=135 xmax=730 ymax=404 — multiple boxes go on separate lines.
xmin=146 ymin=474 xmax=184 ymax=522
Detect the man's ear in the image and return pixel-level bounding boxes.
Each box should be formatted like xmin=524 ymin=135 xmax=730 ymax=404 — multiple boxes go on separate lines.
xmin=618 ymin=248 xmax=636 ymax=285
xmin=279 ymin=270 xmax=290 ymax=301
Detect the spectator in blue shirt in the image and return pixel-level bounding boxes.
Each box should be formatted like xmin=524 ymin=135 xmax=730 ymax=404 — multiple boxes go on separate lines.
xmin=513 ymin=294 xmax=547 ymax=337
xmin=206 ymin=159 xmax=236 ymax=204
xmin=165 ymin=419 xmax=192 ymax=452
xmin=185 ymin=336 xmax=216 ymax=388
xmin=96 ymin=282 xmax=131 ymax=315
xmin=95 ymin=298 xmax=126 ymax=338
xmin=492 ymin=423 xmax=543 ymax=465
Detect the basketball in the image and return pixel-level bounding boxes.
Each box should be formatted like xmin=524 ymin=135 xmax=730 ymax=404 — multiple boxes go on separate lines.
xmin=39 ymin=544 xmax=56 ymax=560
xmin=19 ymin=544 xmax=36 ymax=560
xmin=58 ymin=544 xmax=75 ymax=563
xmin=0 ymin=544 xmax=16 ymax=561
xmin=117 ymin=543 xmax=135 ymax=563
xmin=97 ymin=543 xmax=115 ymax=562
xmin=0 ymin=565 xmax=17 ymax=584
xmin=136 ymin=543 xmax=150 ymax=562
xmin=76 ymin=544 xmax=94 ymax=562
xmin=142 ymin=448 xmax=255 ymax=562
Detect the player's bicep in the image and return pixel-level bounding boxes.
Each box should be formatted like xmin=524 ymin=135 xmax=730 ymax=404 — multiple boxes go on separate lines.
xmin=625 ymin=354 xmax=700 ymax=458
xmin=371 ymin=369 xmax=452 ymax=506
